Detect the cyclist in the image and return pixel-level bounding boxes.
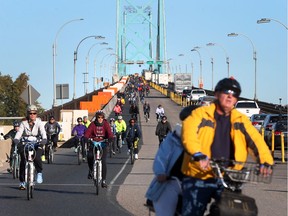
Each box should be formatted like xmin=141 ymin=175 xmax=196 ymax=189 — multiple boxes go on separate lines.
xmin=113 ymin=103 xmax=122 ymax=117
xmin=181 ymin=77 xmax=273 ymax=216
xmin=155 ymin=104 xmax=165 ymax=121
xmin=143 ymin=101 xmax=151 ymax=121
xmin=155 ymin=115 xmax=172 ymax=146
xmin=83 ymin=116 xmax=91 ymax=128
xmin=14 ymin=105 xmax=47 ymax=190
xmin=129 ymin=103 xmax=139 ymax=121
xmin=84 ymin=110 xmax=113 ymax=188
xmin=44 ymin=116 xmax=61 ymax=152
xmin=109 ymin=118 xmax=117 ymax=155
xmin=71 ymin=117 xmax=87 ymax=161
xmin=126 ymin=118 xmax=142 ymax=160
xmin=115 ymin=115 xmax=127 ymax=149
xmin=3 ymin=120 xmax=20 ymax=173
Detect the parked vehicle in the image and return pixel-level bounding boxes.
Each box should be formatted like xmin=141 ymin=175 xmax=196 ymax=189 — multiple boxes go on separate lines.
xmin=250 ymin=113 xmax=267 ymax=132
xmin=235 ymin=100 xmax=260 ymax=118
xmin=196 ymin=96 xmax=216 ymax=106
xmin=265 ymin=120 xmax=287 ymax=148
xmin=190 ymin=89 xmax=206 ymax=103
xmin=261 ymin=114 xmax=288 ymax=141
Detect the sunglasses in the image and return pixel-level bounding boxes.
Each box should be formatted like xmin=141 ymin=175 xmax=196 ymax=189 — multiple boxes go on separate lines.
xmin=29 ymin=112 xmax=37 ymax=115
xmin=130 ymin=121 xmax=135 ymax=124
xmin=78 ymin=121 xmax=82 ymax=122
xmin=222 ymin=89 xmax=238 ymax=97
xmin=97 ymin=116 xmax=104 ymax=119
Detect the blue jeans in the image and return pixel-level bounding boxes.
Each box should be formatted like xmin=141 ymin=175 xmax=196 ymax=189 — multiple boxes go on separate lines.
xmin=182 ymin=177 xmax=223 ymax=216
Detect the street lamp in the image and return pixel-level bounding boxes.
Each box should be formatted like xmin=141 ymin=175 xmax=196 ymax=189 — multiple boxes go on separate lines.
xmin=73 ymin=35 xmax=105 ymax=99
xmin=228 ymin=32 xmax=257 ymax=100
xmin=257 ymin=18 xmax=288 ymax=30
xmin=93 ymin=47 xmax=113 ymax=90
xmin=191 ymin=48 xmax=203 ymax=88
xmin=194 ymin=46 xmax=214 ymax=90
xmin=52 ymin=18 xmax=84 ymax=107
xmin=85 ymin=42 xmax=108 ymax=94
xmin=207 ymin=42 xmax=230 ymax=77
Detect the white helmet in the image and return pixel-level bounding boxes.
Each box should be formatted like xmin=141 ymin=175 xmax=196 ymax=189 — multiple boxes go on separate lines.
xmin=117 ymin=115 xmax=123 ymax=120
xmin=27 ymin=104 xmax=37 ymax=112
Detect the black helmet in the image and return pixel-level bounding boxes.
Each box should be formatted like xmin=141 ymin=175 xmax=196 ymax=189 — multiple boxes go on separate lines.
xmin=214 ymin=77 xmax=241 ymax=97
xmin=161 ymin=115 xmax=167 ymax=120
xmin=13 ymin=121 xmax=20 ymax=127
xmin=49 ymin=116 xmax=55 ymax=120
xmin=77 ymin=117 xmax=83 ymax=122
xmin=95 ymin=110 xmax=105 ymax=118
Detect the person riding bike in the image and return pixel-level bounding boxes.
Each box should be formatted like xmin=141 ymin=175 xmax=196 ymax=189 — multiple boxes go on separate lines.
xmin=113 ymin=103 xmax=122 ymax=117
xmin=44 ymin=116 xmax=61 ymax=153
xmin=83 ymin=116 xmax=91 ymax=128
xmin=71 ymin=117 xmax=87 ymax=161
xmin=155 ymin=104 xmax=165 ymax=121
xmin=13 ymin=105 xmax=47 ymax=190
xmin=126 ymin=118 xmax=142 ymax=160
xmin=115 ymin=115 xmax=127 ymax=149
xmin=3 ymin=120 xmax=20 ymax=173
xmin=181 ymin=77 xmax=273 ymax=216
xmin=155 ymin=115 xmax=172 ymax=146
xmin=84 ymin=110 xmax=113 ymax=188
xmin=129 ymin=103 xmax=139 ymax=121
xmin=143 ymin=101 xmax=151 ymax=121
xmin=109 ymin=118 xmax=117 ymax=155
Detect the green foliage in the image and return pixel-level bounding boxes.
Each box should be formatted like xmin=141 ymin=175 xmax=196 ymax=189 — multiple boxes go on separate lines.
xmin=0 ymin=72 xmax=44 ymax=125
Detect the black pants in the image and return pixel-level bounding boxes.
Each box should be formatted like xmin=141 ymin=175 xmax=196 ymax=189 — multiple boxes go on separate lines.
xmin=87 ymin=146 xmax=107 ymax=180
xmin=19 ymin=146 xmax=43 ymax=182
xmin=144 ymin=111 xmax=150 ymax=118
xmin=50 ymin=134 xmax=59 ymax=149
xmin=126 ymin=139 xmax=139 ymax=154
xmin=73 ymin=136 xmax=87 ymax=157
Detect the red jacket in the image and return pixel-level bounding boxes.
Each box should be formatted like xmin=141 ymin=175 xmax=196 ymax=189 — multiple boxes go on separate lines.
xmin=84 ymin=119 xmax=113 ymax=142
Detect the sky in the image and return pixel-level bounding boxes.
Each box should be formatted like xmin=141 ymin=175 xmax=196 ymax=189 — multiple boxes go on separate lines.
xmin=0 ymin=0 xmax=287 ymax=110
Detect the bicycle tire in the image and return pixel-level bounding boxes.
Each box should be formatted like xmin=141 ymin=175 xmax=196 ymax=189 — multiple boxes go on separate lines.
xmin=130 ymin=147 xmax=134 ymax=165
xmin=118 ymin=137 xmax=122 ymax=153
xmin=12 ymin=157 xmax=16 ymax=179
xmin=77 ymin=146 xmax=82 ymax=165
xmin=15 ymin=155 xmax=20 ymax=179
xmin=48 ymin=146 xmax=54 ymax=164
xmin=26 ymin=163 xmax=31 ymax=200
xmin=95 ymin=161 xmax=99 ymax=195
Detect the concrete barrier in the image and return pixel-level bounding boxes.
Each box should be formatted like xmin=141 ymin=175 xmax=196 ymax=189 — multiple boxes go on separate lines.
xmin=0 ymin=139 xmax=11 ymax=168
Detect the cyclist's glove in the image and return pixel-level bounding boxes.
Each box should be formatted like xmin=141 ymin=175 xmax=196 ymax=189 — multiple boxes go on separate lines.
xmin=191 ymin=152 xmax=208 ymax=161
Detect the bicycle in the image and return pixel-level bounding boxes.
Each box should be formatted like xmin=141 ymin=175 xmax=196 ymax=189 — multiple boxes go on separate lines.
xmin=91 ymin=140 xmax=107 ymax=195
xmin=75 ymin=136 xmax=87 ymax=165
xmin=11 ymin=144 xmax=20 ymax=179
xmin=116 ymin=132 xmax=123 ymax=153
xmin=22 ymin=138 xmax=40 ymax=200
xmin=45 ymin=135 xmax=54 ymax=164
xmin=129 ymin=138 xmax=139 ymax=165
xmin=208 ymin=159 xmax=272 ymax=216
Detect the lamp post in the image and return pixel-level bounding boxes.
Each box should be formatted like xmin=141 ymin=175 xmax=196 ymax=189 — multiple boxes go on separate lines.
xmin=257 ymin=18 xmax=288 ymax=30
xmin=207 ymin=42 xmax=230 ymax=77
xmin=85 ymin=42 xmax=108 ymax=94
xmin=228 ymin=32 xmax=257 ymax=100
xmin=52 ymin=18 xmax=84 ymax=107
xmin=194 ymin=46 xmax=214 ymax=90
xmin=93 ymin=47 xmax=113 ymax=90
xmin=99 ymin=53 xmax=115 ymax=88
xmin=73 ymin=35 xmax=105 ymax=99
xmin=191 ymin=48 xmax=203 ymax=88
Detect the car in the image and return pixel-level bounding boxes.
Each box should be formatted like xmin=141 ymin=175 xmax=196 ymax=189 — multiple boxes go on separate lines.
xmin=234 ymin=100 xmax=260 ymax=118
xmin=196 ymin=96 xmax=216 ymax=106
xmin=250 ymin=113 xmax=267 ymax=132
xmin=190 ymin=89 xmax=206 ymax=103
xmin=261 ymin=113 xmax=288 ymax=141
xmin=265 ymin=120 xmax=287 ymax=149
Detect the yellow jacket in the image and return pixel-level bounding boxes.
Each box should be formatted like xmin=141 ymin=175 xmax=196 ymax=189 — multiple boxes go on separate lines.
xmin=181 ymin=103 xmax=273 ymax=180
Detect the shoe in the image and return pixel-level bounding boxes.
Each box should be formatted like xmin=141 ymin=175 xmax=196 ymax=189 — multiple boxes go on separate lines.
xmin=87 ymin=170 xmax=92 ymax=179
xmin=36 ymin=173 xmax=43 ymax=184
xmin=148 ymin=118 xmax=150 ymax=121
xmin=134 ymin=154 xmax=138 ymax=160
xmin=122 ymin=141 xmax=125 ymax=145
xmin=101 ymin=180 xmax=108 ymax=188
xmin=127 ymin=149 xmax=131 ymax=155
xmin=19 ymin=182 xmax=26 ymax=190
xmin=74 ymin=148 xmax=78 ymax=153
xmin=41 ymin=155 xmax=46 ymax=161
xmin=82 ymin=157 xmax=86 ymax=162
xmin=7 ymin=168 xmax=12 ymax=173
xmin=53 ymin=148 xmax=57 ymax=152
xmin=112 ymin=151 xmax=116 ymax=155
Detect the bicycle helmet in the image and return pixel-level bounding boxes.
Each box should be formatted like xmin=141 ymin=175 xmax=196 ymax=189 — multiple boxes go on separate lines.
xmin=95 ymin=110 xmax=105 ymax=118
xmin=110 ymin=118 xmax=115 ymax=122
xmin=129 ymin=118 xmax=136 ymax=123
xmin=161 ymin=115 xmax=167 ymax=120
xmin=13 ymin=121 xmax=20 ymax=127
xmin=49 ymin=116 xmax=55 ymax=120
xmin=26 ymin=104 xmax=37 ymax=112
xmin=214 ymin=77 xmax=241 ymax=97
xmin=77 ymin=117 xmax=83 ymax=122
xmin=117 ymin=115 xmax=123 ymax=120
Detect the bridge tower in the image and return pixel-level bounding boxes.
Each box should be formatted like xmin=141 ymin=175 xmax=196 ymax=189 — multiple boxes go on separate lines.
xmin=116 ymin=0 xmax=167 ymax=78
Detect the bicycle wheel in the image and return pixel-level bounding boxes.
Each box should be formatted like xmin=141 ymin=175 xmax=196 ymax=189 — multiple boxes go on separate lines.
xmin=12 ymin=157 xmax=16 ymax=179
xmin=130 ymin=147 xmax=134 ymax=165
xmin=95 ymin=161 xmax=99 ymax=195
xmin=48 ymin=146 xmax=54 ymax=164
xmin=117 ymin=137 xmax=122 ymax=153
xmin=26 ymin=163 xmax=32 ymax=200
xmin=77 ymin=146 xmax=82 ymax=165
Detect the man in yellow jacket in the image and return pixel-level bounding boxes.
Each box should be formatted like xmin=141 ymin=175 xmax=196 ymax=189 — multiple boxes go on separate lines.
xmin=181 ymin=77 xmax=273 ymax=216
